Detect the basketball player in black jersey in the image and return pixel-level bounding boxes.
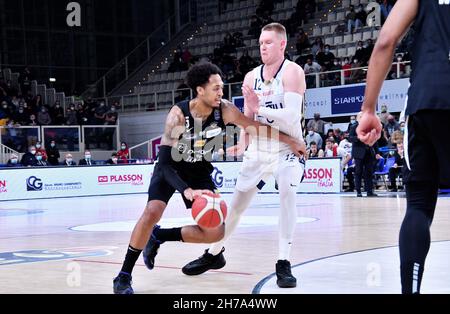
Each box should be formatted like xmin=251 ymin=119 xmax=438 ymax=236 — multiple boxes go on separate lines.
xmin=113 ymin=62 xmax=306 ymax=294
xmin=357 ymin=0 xmax=450 ymax=294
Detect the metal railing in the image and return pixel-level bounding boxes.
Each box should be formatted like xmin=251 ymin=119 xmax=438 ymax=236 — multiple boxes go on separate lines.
xmin=0 ymin=143 xmax=21 ymax=164
xmin=0 ymin=125 xmax=120 ymax=153
xmin=88 ymin=60 xmax=411 ymax=113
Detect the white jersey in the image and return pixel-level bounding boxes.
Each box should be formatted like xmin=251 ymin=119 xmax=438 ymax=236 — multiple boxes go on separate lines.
xmin=250 ymin=59 xmax=304 ymax=153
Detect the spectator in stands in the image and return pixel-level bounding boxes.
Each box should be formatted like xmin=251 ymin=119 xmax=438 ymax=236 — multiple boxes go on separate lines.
xmin=62 ymin=153 xmax=76 ymax=166
xmin=378 ymin=104 xmax=390 ymax=125
xmin=94 ymin=101 xmax=108 ymax=125
xmin=304 ymin=58 xmax=322 ymax=88
xmin=6 ymin=153 xmax=21 ymax=167
xmin=345 ymin=5 xmax=357 ymax=33
xmin=21 ymin=145 xmax=38 ymax=167
xmin=354 ymin=4 xmax=367 ymax=31
xmin=181 ymin=47 xmax=193 ymax=65
xmin=349 ymin=58 xmax=365 ymax=84
xmin=28 ymin=113 xmax=38 ymax=126
xmin=339 ymin=131 xmax=353 ymax=157
xmin=379 ymin=0 xmax=393 ymax=25
xmin=14 ymin=106 xmax=28 ymax=125
xmin=388 ymin=142 xmax=404 ymax=192
xmin=35 ymin=141 xmax=47 ymax=161
xmin=33 ymin=94 xmax=45 ymax=111
xmin=307 ymin=113 xmax=326 ymax=136
xmin=46 ymin=140 xmax=60 ymax=166
xmin=35 ymin=151 xmax=48 ymax=167
xmin=362 ymin=39 xmax=374 ymax=65
xmin=79 ymin=150 xmax=95 ymax=166
xmin=341 ymin=57 xmax=352 ymax=81
xmin=295 ymin=28 xmax=310 ymax=55
xmin=239 ymin=50 xmax=256 ymax=74
xmin=326 ymin=58 xmax=342 ymax=86
xmin=77 ymin=103 xmax=90 ymax=125
xmin=305 ymin=126 xmax=323 ymax=149
xmin=346 ymin=115 xmax=357 ymax=133
xmin=117 ymin=142 xmax=130 ymax=163
xmin=325 ymin=128 xmax=339 ymax=144
xmin=248 ymin=15 xmax=263 ymax=38
xmin=323 ymin=137 xmax=351 ymax=167
xmin=106 ymin=153 xmax=119 ymax=165
xmin=37 ymin=106 xmax=52 ymax=125
xmin=65 ymin=106 xmax=77 ymax=125
xmin=0 ymin=101 xmax=10 ymax=121
xmin=311 ymin=37 xmax=324 ymax=57
xmin=307 ymin=141 xmax=323 ymax=159
xmin=388 ymin=54 xmax=407 ymax=79
xmin=316 ymin=45 xmax=335 ymax=71
xmin=19 ymin=67 xmax=33 ymax=94
xmin=384 ymin=114 xmax=400 ymax=141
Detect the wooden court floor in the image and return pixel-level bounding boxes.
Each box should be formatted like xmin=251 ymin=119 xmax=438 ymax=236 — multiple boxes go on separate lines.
xmin=0 ymin=192 xmax=449 ymax=294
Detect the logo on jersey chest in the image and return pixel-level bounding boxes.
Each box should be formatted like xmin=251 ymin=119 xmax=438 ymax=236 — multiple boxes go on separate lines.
xmin=438 ymin=0 xmax=449 ymax=6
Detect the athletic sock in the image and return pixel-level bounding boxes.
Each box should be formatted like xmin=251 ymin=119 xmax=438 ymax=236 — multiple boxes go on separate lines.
xmin=120 ymin=245 xmax=142 ymax=275
xmin=153 ymin=227 xmax=183 ymax=242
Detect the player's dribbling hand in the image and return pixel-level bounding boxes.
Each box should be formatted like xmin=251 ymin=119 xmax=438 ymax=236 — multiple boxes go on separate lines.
xmin=242 ymin=85 xmax=260 ymax=114
xmin=356 ymin=111 xmax=382 ymax=146
xmin=289 ymin=139 xmax=307 ymax=157
xmin=184 ymin=188 xmax=215 ymax=201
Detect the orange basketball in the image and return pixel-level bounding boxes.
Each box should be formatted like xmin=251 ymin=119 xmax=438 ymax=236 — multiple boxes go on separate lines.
xmin=191 ymin=194 xmax=227 ymax=229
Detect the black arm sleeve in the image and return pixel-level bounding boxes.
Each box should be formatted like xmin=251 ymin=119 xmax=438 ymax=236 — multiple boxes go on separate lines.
xmin=158 ymin=145 xmax=189 ymax=194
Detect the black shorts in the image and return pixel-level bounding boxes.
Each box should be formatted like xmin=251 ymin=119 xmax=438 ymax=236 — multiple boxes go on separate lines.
xmin=403 ymin=110 xmax=450 ymax=186
xmin=147 ymin=162 xmax=217 ymax=209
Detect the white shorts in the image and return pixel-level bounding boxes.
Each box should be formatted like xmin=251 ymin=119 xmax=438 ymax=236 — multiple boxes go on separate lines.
xmin=235 ymin=144 xmax=305 ymax=192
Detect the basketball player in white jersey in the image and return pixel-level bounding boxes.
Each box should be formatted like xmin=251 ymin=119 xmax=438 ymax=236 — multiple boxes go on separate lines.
xmin=182 ymin=23 xmax=306 ymax=288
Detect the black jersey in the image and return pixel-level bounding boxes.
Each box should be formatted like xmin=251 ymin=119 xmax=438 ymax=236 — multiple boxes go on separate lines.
xmin=406 ymin=0 xmax=450 ymax=115
xmin=172 ymin=100 xmax=226 ymax=177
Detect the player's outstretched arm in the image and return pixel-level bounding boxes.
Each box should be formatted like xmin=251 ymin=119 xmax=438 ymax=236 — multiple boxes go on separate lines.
xmin=358 ymin=0 xmax=418 ymax=146
xmin=244 ymin=64 xmax=306 ymax=126
xmin=221 ymin=99 xmax=306 ymax=157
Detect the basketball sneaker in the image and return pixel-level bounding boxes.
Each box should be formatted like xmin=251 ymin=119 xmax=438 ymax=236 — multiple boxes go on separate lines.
xmin=182 ymin=247 xmax=226 ymax=275
xmin=276 ymin=260 xmax=297 ymax=288
xmin=142 ymin=224 xmax=162 ymax=270
xmin=113 ymin=272 xmax=134 ymax=294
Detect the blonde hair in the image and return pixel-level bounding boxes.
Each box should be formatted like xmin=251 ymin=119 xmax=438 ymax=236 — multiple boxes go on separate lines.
xmin=261 ymin=23 xmax=287 ymax=40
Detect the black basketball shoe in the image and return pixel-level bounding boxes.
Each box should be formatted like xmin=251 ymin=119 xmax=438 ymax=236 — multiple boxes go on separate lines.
xmin=276 ymin=260 xmax=297 ymax=288
xmin=113 ymin=272 xmax=134 ymax=294
xmin=142 ymin=224 xmax=162 ymax=270
xmin=182 ymin=247 xmax=226 ymax=275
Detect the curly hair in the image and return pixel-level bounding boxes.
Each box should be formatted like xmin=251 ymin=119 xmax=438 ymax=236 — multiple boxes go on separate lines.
xmin=186 ymin=62 xmax=223 ymax=96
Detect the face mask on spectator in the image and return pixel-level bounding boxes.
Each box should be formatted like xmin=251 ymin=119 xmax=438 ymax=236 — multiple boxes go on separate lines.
xmin=36 ymin=144 xmax=41 ymax=149
xmin=111 ymin=107 xmax=116 ymax=112
xmin=351 ymin=119 xmax=356 ymax=124
xmin=354 ymin=59 xmax=358 ymax=64
xmin=19 ymin=109 xmax=24 ymax=113
xmin=51 ymin=143 xmax=55 ymax=147
xmin=11 ymin=158 xmax=18 ymax=164
xmin=112 ymin=158 xmax=118 ymax=163
xmin=397 ymin=57 xmax=402 ymax=62
xmin=36 ymin=155 xmax=42 ymax=161
xmin=67 ymin=158 xmax=73 ymax=163
xmin=400 ymin=127 xmax=405 ymax=132
xmin=85 ymin=154 xmax=91 ymax=159
xmin=2 ymin=105 xmax=7 ymax=109
xmin=121 ymin=145 xmax=126 ymax=150
xmin=334 ymin=61 xmax=338 ymax=66
xmin=325 ymin=48 xmax=330 ymax=53
xmin=31 ymin=150 xmax=36 ymax=155
xmin=41 ymin=109 xmax=46 ymax=113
